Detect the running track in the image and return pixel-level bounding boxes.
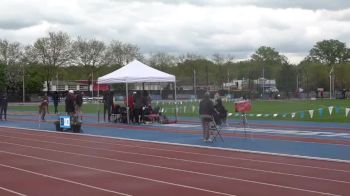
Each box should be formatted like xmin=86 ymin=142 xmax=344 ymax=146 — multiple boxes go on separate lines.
xmin=0 ymin=127 xmax=349 ymax=196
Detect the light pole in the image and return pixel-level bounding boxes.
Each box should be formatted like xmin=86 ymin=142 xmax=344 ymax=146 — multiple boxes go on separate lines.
xmin=329 ymin=66 xmax=334 ymax=99
xmin=22 ymin=64 xmax=25 ymax=103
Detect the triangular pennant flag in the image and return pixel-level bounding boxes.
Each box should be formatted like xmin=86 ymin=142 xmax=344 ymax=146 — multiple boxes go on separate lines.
xmin=282 ymin=113 xmax=288 ymax=118
xmin=184 ymin=106 xmax=187 ymax=113
xmin=346 ymin=108 xmax=350 ymax=117
xmin=249 ymin=114 xmax=255 ymax=117
xmin=291 ymin=113 xmax=296 ymax=118
xmin=300 ymin=112 xmax=305 ymax=118
xmin=264 ymin=114 xmax=270 ymax=117
xmin=273 ymin=113 xmax=278 ymax=117
xmin=319 ymin=108 xmax=324 ymax=117
xmin=336 ymin=106 xmax=340 ymax=114
xmin=328 ymin=106 xmax=334 ymax=115
xmin=192 ymin=106 xmax=195 ymax=112
xmin=256 ymin=114 xmax=262 ymax=117
xmin=234 ymin=113 xmax=240 ymax=117
xmin=309 ymin=110 xmax=314 ymax=118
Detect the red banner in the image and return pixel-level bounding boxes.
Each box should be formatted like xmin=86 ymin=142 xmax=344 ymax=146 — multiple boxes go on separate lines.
xmin=234 ymin=100 xmax=252 ymax=113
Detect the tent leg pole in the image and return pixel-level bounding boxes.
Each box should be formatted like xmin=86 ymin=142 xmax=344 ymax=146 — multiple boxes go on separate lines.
xmin=174 ymin=81 xmax=177 ymax=122
xmin=126 ymin=83 xmax=129 ymax=124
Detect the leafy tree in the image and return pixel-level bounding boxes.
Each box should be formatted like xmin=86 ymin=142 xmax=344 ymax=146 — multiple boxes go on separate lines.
xmin=0 ymin=64 xmax=6 ymax=91
xmin=251 ymin=46 xmax=288 ymax=80
xmin=251 ymin=46 xmax=288 ymax=65
xmin=307 ymin=39 xmax=349 ymax=65
xmin=277 ymin=64 xmax=297 ymax=92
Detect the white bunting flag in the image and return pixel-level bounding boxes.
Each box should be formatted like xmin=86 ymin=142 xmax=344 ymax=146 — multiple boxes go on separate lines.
xmin=346 ymin=108 xmax=350 ymax=117
xmin=309 ymin=110 xmax=314 ymax=118
xmin=273 ymin=114 xmax=278 ymax=117
xmin=256 ymin=114 xmax=262 ymax=117
xmin=328 ymin=106 xmax=334 ymax=115
xmin=291 ymin=113 xmax=296 ymax=118
xmin=184 ymin=106 xmax=187 ymax=113
xmin=192 ymin=106 xmax=195 ymax=113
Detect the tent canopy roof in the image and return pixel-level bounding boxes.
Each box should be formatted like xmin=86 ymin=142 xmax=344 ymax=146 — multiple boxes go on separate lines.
xmin=97 ymin=60 xmax=175 ymax=84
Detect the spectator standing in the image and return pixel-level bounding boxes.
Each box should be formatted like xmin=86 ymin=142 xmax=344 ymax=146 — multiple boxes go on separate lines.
xmin=103 ymin=91 xmax=114 ymax=122
xmin=0 ymin=92 xmax=8 ymax=121
xmin=75 ymin=91 xmax=83 ymax=121
xmin=52 ymin=91 xmax=60 ymax=114
xmin=65 ymin=90 xmax=76 ymax=116
xmin=199 ymin=92 xmax=216 ymax=142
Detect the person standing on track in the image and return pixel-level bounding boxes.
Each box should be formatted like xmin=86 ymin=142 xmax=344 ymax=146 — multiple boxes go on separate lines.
xmin=199 ymin=92 xmax=216 ymax=142
xmin=39 ymin=94 xmax=49 ymax=121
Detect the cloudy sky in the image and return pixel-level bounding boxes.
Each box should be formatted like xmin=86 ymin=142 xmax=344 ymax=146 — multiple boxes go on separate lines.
xmin=1 ymin=0 xmax=350 ymax=63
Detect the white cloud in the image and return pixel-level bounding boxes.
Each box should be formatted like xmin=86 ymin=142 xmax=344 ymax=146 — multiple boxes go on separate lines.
xmin=1 ymin=0 xmax=350 ymax=63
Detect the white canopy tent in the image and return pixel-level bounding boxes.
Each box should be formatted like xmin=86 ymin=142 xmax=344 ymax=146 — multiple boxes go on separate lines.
xmin=97 ymin=59 xmax=177 ymax=123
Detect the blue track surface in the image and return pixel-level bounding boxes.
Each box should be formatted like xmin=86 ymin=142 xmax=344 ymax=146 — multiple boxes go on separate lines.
xmin=1 ymin=112 xmax=350 ymax=161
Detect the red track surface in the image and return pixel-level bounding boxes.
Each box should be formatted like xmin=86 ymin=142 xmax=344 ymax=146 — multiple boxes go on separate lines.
xmin=0 ymin=127 xmax=349 ymax=196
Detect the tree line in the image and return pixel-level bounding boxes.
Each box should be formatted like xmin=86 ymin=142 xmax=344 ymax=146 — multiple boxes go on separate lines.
xmin=0 ymin=31 xmax=350 ymax=98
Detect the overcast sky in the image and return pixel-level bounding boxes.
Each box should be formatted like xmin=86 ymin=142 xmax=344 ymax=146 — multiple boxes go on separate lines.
xmin=1 ymin=0 xmax=350 ymax=63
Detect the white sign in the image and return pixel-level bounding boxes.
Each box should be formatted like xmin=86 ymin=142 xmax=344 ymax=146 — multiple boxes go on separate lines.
xmin=60 ymin=116 xmax=71 ymax=128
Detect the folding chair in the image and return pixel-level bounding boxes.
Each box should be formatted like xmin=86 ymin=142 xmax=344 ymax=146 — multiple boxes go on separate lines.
xmin=208 ymin=115 xmax=224 ymax=142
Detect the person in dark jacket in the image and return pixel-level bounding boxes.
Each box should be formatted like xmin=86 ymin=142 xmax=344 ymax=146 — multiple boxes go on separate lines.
xmin=199 ymin=92 xmax=216 ymax=142
xmin=0 ymin=92 xmax=8 ymax=121
xmin=52 ymin=91 xmax=60 ymax=114
xmin=214 ymin=98 xmax=228 ymax=126
xmin=65 ymin=90 xmax=76 ymax=116
xmin=103 ymin=91 xmax=114 ymax=122
xmin=75 ymin=91 xmax=83 ymax=121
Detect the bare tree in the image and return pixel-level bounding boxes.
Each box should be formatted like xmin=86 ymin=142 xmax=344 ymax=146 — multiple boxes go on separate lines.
xmin=30 ymin=31 xmax=73 ymax=93
xmin=0 ymin=39 xmax=24 ymax=92
xmin=105 ymin=40 xmax=143 ymax=66
xmin=0 ymin=39 xmax=22 ymax=65
xmin=72 ymin=37 xmax=106 ymax=95
xmin=148 ymin=52 xmax=177 ymax=70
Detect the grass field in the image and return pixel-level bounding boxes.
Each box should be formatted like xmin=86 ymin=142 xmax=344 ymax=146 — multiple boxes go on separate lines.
xmin=8 ymin=99 xmax=350 ymax=123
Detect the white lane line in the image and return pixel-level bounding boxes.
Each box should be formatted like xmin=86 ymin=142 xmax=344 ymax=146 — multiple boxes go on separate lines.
xmin=0 ymin=134 xmax=348 ymax=184
xmin=1 ymin=129 xmax=348 ymax=174
xmin=0 ymin=163 xmax=130 ymax=196
xmin=0 ymin=143 xmax=342 ymax=196
xmin=1 ymin=126 xmax=349 ymax=165
xmin=0 ymin=150 xmax=235 ymax=196
xmin=0 ymin=186 xmax=27 ymax=196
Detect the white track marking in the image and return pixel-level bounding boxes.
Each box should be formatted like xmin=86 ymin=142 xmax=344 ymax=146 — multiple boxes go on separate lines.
xmin=0 ymin=134 xmax=349 ymax=184
xmin=0 ymin=143 xmax=343 ymax=196
xmin=0 ymin=186 xmax=27 ymax=196
xmin=1 ymin=128 xmax=349 ymax=174
xmin=0 ymin=126 xmax=349 ymax=164
xmin=0 ymin=150 xmax=235 ymax=196
xmin=0 ymin=164 xmax=130 ymax=196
